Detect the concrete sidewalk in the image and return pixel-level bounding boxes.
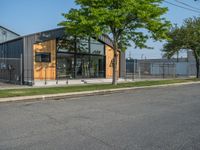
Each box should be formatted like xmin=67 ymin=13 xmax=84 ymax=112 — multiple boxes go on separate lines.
xmin=0 ymin=78 xmax=127 ymax=90
xmin=0 ymin=81 xmax=200 ymax=103
xmin=33 ymin=78 xmax=179 ymax=87
xmin=0 ymin=78 xmax=175 ymax=90
xmin=33 ymin=78 xmax=128 ymax=86
xmin=0 ymin=82 xmax=27 ymax=90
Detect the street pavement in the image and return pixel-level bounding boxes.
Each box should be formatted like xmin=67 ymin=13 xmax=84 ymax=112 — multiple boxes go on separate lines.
xmin=0 ymin=84 xmax=200 ymax=150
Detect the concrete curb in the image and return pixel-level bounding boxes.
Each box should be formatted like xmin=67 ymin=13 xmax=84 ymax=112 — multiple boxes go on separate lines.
xmin=0 ymin=81 xmax=200 ymax=103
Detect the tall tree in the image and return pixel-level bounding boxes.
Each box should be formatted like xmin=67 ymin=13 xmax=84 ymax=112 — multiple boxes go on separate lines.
xmin=163 ymin=17 xmax=200 ymax=78
xmin=59 ymin=0 xmax=170 ymax=85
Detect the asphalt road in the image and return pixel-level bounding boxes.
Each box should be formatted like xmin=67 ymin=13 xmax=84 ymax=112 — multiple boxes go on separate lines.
xmin=0 ymin=84 xmax=200 ymax=150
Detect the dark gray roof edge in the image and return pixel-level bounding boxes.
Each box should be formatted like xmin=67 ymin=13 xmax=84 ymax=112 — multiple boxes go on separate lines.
xmin=23 ymin=27 xmax=64 ymax=38
xmin=0 ymin=37 xmax=23 ymax=45
xmin=0 ymin=27 xmax=114 ymax=48
xmin=0 ymin=26 xmax=20 ymax=36
xmin=0 ymin=27 xmax=63 ymax=45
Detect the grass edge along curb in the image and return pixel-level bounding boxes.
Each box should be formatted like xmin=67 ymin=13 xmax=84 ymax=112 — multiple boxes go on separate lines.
xmin=0 ymin=79 xmax=199 ymax=98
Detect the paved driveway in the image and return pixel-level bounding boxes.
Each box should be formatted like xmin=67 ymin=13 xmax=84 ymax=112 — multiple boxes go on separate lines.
xmin=0 ymin=82 xmax=19 ymax=89
xmin=0 ymin=82 xmax=28 ymax=90
xmin=0 ymin=82 xmax=11 ymax=87
xmin=0 ymin=84 xmax=200 ymax=150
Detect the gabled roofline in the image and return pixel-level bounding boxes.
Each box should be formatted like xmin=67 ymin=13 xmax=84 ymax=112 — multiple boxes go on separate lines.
xmin=0 ymin=26 xmax=20 ymax=36
xmin=0 ymin=27 xmax=114 ymax=48
xmin=0 ymin=27 xmax=64 ymax=44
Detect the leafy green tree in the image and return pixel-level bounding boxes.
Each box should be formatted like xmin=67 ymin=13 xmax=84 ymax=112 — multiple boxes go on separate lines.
xmin=59 ymin=0 xmax=170 ymax=85
xmin=163 ymin=17 xmax=200 ymax=78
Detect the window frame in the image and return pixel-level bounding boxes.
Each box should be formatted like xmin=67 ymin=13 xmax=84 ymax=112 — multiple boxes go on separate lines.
xmin=35 ymin=52 xmax=51 ymax=63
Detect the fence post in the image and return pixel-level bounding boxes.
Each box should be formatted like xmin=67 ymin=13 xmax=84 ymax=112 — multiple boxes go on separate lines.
xmin=162 ymin=63 xmax=165 ymax=79
xmin=132 ymin=60 xmax=134 ymax=81
xmin=66 ymin=74 xmax=68 ymax=85
xmin=174 ymin=63 xmax=176 ymax=78
xmin=187 ymin=62 xmax=190 ymax=77
xmin=45 ymin=66 xmax=47 ymax=85
xmin=138 ymin=63 xmax=141 ymax=79
xmin=56 ymin=77 xmax=58 ymax=84
xmin=133 ymin=59 xmax=137 ymax=78
xmin=20 ymin=54 xmax=23 ymax=85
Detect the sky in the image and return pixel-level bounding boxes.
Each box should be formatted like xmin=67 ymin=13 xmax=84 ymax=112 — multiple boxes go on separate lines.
xmin=0 ymin=0 xmax=200 ymax=59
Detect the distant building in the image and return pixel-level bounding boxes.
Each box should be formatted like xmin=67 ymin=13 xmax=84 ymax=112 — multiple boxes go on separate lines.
xmin=0 ymin=26 xmax=20 ymax=43
xmin=126 ymin=50 xmax=197 ymax=78
xmin=187 ymin=50 xmax=195 ymax=62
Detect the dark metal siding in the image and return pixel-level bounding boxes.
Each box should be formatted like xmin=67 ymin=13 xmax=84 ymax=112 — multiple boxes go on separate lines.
xmin=23 ymin=35 xmax=35 ymax=84
xmin=0 ymin=38 xmax=23 ymax=84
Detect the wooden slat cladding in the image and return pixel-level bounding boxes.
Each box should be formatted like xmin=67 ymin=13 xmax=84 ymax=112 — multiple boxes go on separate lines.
xmin=33 ymin=40 xmax=56 ymax=80
xmin=105 ymin=45 xmax=120 ymax=79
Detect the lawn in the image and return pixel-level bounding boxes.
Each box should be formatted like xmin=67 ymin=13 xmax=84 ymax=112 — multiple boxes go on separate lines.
xmin=0 ymin=78 xmax=199 ymax=98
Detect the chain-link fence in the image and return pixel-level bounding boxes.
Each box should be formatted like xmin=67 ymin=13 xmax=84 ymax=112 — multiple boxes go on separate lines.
xmin=0 ymin=58 xmax=23 ymax=84
xmin=126 ymin=59 xmax=197 ymax=80
xmin=0 ymin=57 xmax=35 ymax=85
xmin=1 ymin=58 xmax=198 ymax=85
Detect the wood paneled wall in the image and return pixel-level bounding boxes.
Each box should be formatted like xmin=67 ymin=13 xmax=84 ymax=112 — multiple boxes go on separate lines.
xmin=105 ymin=45 xmax=120 ymax=79
xmin=33 ymin=40 xmax=56 ymax=80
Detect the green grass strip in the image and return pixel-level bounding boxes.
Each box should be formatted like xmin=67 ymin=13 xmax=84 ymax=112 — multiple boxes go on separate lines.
xmin=0 ymin=78 xmax=199 ymax=98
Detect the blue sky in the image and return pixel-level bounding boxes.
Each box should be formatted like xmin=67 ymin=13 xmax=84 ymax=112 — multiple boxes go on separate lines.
xmin=0 ymin=0 xmax=200 ymax=59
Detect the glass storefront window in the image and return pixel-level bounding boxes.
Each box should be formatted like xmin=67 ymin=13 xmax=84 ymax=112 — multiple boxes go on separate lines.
xmin=90 ymin=56 xmax=105 ymax=78
xmin=56 ymin=36 xmax=106 ymax=79
xmin=76 ymin=38 xmax=89 ymax=53
xmin=75 ymin=55 xmax=90 ymax=78
xmin=57 ymin=53 xmax=74 ymax=79
xmin=90 ymin=38 xmax=104 ymax=55
xmin=57 ymin=37 xmax=76 ymax=53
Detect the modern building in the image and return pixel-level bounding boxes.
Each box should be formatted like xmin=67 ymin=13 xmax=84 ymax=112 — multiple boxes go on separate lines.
xmin=0 ymin=26 xmax=20 ymax=43
xmin=0 ymin=27 xmax=126 ymax=85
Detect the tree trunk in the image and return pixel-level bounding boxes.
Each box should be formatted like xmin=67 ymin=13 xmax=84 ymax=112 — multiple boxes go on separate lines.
xmin=193 ymin=50 xmax=200 ymax=78
xmin=112 ymin=50 xmax=118 ymax=85
xmin=196 ymin=59 xmax=200 ymax=78
xmin=112 ymin=42 xmax=118 ymax=85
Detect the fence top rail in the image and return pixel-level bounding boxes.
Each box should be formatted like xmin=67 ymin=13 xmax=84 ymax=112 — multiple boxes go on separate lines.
xmin=0 ymin=58 xmax=21 ymax=60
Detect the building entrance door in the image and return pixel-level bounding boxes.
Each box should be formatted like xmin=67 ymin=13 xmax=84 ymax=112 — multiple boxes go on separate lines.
xmin=57 ymin=53 xmax=74 ymax=79
xmin=75 ymin=55 xmax=90 ymax=78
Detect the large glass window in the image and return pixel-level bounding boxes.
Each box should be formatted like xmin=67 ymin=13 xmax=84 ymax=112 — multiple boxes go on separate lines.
xmin=57 ymin=37 xmax=76 ymax=53
xmin=90 ymin=38 xmax=105 ymax=55
xmin=90 ymin=56 xmax=105 ymax=78
xmin=75 ymin=55 xmax=90 ymax=78
xmin=56 ymin=36 xmax=106 ymax=79
xmin=76 ymin=38 xmax=89 ymax=54
xmin=57 ymin=53 xmax=75 ymax=79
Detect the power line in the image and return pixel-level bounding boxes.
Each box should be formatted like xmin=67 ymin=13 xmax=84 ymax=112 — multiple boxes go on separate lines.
xmin=165 ymin=1 xmax=200 ymax=13
xmin=175 ymin=0 xmax=200 ymax=11
xmin=164 ymin=0 xmax=200 ymax=14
